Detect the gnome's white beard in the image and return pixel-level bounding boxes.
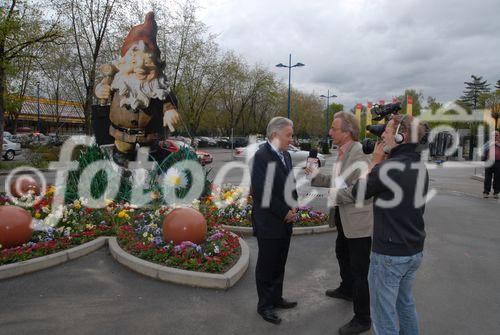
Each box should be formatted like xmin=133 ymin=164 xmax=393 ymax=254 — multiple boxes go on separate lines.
xmin=111 ymin=72 xmax=170 ymax=110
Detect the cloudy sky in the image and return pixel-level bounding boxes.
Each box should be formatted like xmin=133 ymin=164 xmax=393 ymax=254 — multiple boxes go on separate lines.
xmin=197 ymin=0 xmax=500 ymax=108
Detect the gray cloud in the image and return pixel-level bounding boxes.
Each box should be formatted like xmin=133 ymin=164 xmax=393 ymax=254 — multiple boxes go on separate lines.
xmin=198 ymin=0 xmax=500 ymax=107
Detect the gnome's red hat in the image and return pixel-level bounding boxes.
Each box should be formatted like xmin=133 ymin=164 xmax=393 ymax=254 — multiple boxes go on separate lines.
xmin=121 ymin=12 xmax=160 ymax=58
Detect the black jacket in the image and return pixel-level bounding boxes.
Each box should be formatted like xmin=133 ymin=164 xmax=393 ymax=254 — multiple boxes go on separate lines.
xmin=251 ymin=142 xmax=298 ymax=239
xmin=353 ymin=143 xmax=428 ymax=256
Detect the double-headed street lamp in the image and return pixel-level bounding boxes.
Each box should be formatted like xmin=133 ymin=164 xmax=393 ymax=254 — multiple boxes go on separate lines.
xmin=276 ymin=54 xmax=305 ymax=120
xmin=320 ymin=90 xmax=337 ymax=141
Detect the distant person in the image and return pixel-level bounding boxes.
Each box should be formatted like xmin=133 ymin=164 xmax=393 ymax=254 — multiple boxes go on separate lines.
xmin=483 ymin=130 xmax=500 ymax=199
xmin=251 ymin=117 xmax=298 ymax=325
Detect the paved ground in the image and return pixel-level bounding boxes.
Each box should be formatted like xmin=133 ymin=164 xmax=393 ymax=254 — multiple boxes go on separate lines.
xmin=1 ymin=148 xmax=499 ymax=334
xmin=0 ymin=192 xmax=499 ymax=335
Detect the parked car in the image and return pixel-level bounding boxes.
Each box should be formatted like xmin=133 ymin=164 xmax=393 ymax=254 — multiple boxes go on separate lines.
xmin=196 ymin=149 xmax=213 ymax=166
xmin=234 ymin=140 xmax=326 ymax=167
xmin=196 ymin=136 xmax=217 ymax=147
xmin=222 ymin=137 xmax=248 ymax=149
xmin=8 ymin=134 xmax=28 ymax=144
xmin=215 ymin=137 xmax=230 ymax=148
xmin=30 ymin=133 xmax=51 ymax=146
xmin=3 ymin=131 xmax=12 ymax=140
xmin=2 ymin=138 xmax=22 ymax=161
xmin=161 ymin=139 xmax=212 ymax=166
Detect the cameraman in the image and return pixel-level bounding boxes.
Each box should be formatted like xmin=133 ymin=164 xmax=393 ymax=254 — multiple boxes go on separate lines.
xmin=352 ymin=115 xmax=428 ymax=335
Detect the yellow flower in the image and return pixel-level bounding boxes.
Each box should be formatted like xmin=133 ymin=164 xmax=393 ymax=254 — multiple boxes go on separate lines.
xmin=85 ymin=224 xmax=95 ymax=230
xmin=34 ymin=212 xmax=41 ymax=219
xmin=142 ymin=232 xmax=148 ymax=238
xmin=117 ymin=210 xmax=130 ymax=220
xmin=47 ymin=185 xmax=56 ymax=195
xmin=73 ymin=200 xmax=81 ymax=210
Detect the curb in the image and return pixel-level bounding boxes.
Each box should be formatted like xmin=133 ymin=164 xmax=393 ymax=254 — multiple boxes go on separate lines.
xmin=1 ymin=235 xmax=250 ymax=289
xmin=221 ymin=224 xmax=336 ymax=236
xmin=0 ymin=168 xmax=51 ymax=176
xmin=471 ymin=174 xmax=485 ymax=182
xmin=0 ymin=236 xmax=107 ymax=280
xmin=108 ymin=234 xmax=249 ymax=290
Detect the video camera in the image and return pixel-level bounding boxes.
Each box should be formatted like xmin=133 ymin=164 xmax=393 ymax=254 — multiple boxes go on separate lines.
xmin=362 ymin=102 xmax=402 ymax=154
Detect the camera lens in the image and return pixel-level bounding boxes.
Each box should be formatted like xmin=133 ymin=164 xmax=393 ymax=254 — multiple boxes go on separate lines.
xmin=362 ymin=138 xmax=375 ymax=154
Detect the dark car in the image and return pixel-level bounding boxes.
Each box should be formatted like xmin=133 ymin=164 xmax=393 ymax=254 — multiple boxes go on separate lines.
xmin=223 ymin=137 xmax=248 ymax=149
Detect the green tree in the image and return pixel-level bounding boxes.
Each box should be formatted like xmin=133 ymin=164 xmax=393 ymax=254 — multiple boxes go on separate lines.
xmin=426 ymin=96 xmax=443 ymax=112
xmin=398 ymin=89 xmax=424 ymax=116
xmin=495 ymin=80 xmax=500 ymax=91
xmin=460 ymin=75 xmax=491 ymax=109
xmin=484 ymin=91 xmax=500 ymax=128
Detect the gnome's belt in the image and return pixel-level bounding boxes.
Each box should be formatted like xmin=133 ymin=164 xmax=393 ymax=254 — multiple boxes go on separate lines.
xmin=111 ymin=123 xmax=149 ymax=136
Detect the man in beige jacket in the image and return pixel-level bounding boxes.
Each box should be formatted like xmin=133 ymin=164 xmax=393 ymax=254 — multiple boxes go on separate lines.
xmin=306 ymin=112 xmax=373 ymax=335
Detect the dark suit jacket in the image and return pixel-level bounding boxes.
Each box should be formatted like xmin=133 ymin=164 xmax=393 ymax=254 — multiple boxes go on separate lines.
xmin=251 ymin=142 xmax=298 ymax=239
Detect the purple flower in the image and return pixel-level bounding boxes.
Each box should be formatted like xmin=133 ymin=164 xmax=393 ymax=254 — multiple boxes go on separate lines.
xmin=207 ymin=231 xmax=224 ymax=241
xmin=153 ymin=236 xmax=163 ymax=246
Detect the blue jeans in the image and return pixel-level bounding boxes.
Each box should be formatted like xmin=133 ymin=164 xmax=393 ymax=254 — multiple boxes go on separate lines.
xmin=368 ymin=252 xmax=423 ymax=335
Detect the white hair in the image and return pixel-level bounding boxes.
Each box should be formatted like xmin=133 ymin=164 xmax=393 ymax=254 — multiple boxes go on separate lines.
xmin=266 ymin=117 xmax=293 ymax=139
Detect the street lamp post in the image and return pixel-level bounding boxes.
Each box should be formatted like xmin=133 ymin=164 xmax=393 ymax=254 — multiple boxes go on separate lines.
xmin=320 ymin=90 xmax=337 ymax=142
xmin=36 ymin=81 xmax=41 ymax=133
xmin=276 ymin=54 xmax=305 ymax=120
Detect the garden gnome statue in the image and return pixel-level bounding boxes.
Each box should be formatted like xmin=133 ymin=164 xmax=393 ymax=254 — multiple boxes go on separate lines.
xmin=94 ymin=12 xmax=179 ymax=166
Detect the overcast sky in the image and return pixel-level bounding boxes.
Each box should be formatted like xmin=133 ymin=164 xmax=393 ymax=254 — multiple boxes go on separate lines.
xmin=197 ymin=0 xmax=500 ymax=108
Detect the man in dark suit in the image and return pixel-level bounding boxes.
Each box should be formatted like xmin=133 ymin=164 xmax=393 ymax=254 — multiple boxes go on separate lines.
xmin=251 ymin=116 xmax=298 ymax=325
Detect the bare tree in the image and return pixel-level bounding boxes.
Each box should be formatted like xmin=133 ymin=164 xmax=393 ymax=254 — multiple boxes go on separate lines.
xmin=57 ymin=0 xmax=119 ymax=135
xmin=0 ymin=0 xmax=61 ymax=148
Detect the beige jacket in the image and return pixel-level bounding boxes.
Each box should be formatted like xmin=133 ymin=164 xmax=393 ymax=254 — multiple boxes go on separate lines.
xmin=311 ymin=142 xmax=373 ymax=238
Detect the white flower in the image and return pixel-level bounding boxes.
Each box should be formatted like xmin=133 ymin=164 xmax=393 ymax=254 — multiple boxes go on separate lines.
xmin=164 ymin=168 xmax=188 ymax=188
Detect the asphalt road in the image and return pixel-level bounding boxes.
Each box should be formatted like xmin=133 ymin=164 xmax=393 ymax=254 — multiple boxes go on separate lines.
xmin=1 ymin=147 xmax=500 ymax=334
xmin=0 ymin=191 xmax=499 ymax=334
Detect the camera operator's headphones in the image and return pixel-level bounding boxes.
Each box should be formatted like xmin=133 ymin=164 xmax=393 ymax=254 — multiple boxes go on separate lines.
xmin=394 ymin=115 xmax=407 ymax=144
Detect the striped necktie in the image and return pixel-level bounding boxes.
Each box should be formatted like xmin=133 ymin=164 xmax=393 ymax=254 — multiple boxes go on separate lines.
xmin=277 ymin=150 xmax=288 ymax=170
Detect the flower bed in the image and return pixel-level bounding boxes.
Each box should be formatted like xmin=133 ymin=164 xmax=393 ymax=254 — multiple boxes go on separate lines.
xmin=0 ymin=195 xmax=114 ymax=265
xmin=115 ymin=206 xmax=241 ymax=273
xmin=200 ymin=185 xmax=329 ymax=228
xmin=1 ymin=191 xmax=241 ymax=274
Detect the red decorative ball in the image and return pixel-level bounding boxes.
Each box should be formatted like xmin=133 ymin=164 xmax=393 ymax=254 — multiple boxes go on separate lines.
xmin=0 ymin=205 xmax=33 ymax=249
xmin=162 ymin=207 xmax=207 ymax=245
xmin=10 ymin=175 xmax=40 ymax=198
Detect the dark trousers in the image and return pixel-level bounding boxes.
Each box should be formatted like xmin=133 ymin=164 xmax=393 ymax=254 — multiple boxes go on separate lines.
xmin=255 ymin=236 xmax=291 ymax=312
xmin=484 ymin=161 xmax=500 ymax=194
xmin=335 ymin=208 xmax=372 ymax=323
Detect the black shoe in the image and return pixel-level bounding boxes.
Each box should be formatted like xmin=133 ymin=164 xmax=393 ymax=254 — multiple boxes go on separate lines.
xmin=326 ymin=287 xmax=353 ymax=301
xmin=258 ymin=309 xmax=281 ymax=324
xmin=274 ymin=298 xmax=297 ymax=309
xmin=483 ymin=192 xmax=489 ymax=198
xmin=339 ymin=318 xmax=371 ymax=335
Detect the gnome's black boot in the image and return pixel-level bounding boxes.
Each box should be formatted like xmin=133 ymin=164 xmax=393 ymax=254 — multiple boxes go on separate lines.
xmin=112 ymin=147 xmax=135 ymax=168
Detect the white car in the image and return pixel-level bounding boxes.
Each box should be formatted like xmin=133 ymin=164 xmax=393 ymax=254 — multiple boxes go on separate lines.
xmin=234 ymin=140 xmax=326 ymax=167
xmin=3 ymin=131 xmax=12 ymax=140
xmin=2 ymin=138 xmax=22 ymax=161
